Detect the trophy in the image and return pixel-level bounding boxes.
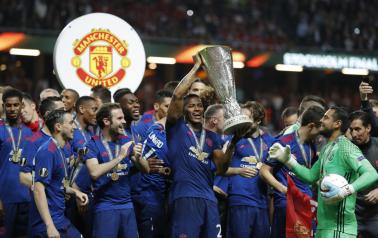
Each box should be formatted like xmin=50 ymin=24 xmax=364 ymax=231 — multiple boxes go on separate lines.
xmin=198 ymin=46 xmax=252 ymax=134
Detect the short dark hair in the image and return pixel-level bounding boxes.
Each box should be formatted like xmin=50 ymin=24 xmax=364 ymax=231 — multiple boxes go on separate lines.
xmin=163 ymin=81 xmax=180 ymax=93
xmin=281 ymin=106 xmax=298 ymax=120
xmin=349 ymin=110 xmax=371 ymax=128
xmin=242 ymin=101 xmax=265 ymax=123
xmin=155 ymin=90 xmax=172 ymax=103
xmin=91 ymin=85 xmax=111 ymax=103
xmin=45 ymin=109 xmax=69 ymax=133
xmin=301 ymin=106 xmax=325 ymax=127
xmin=75 ymin=96 xmax=96 ymax=112
xmin=329 ymin=106 xmax=350 ymax=133
xmin=2 ymin=88 xmax=23 ymax=102
xmin=22 ymin=93 xmax=35 ymax=103
xmin=113 ymin=88 xmax=132 ymax=103
xmin=39 ymin=96 xmax=63 ymax=119
xmin=96 ymin=103 xmax=122 ymax=129
xmin=183 ymin=93 xmax=202 ymax=109
xmin=298 ymin=95 xmax=327 ymax=116
xmin=63 ymin=89 xmax=79 ymax=101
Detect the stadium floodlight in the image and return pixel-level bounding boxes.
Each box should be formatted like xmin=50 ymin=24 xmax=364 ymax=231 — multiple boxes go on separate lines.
xmin=275 ymin=64 xmax=303 ymax=72
xmin=9 ymin=48 xmax=40 ymax=56
xmin=341 ymin=68 xmax=369 ymax=76
xmin=233 ymin=61 xmax=245 ymax=69
xmin=147 ymin=56 xmax=176 ymax=65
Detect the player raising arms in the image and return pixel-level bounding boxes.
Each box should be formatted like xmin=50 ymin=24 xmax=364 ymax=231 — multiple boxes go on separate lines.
xmin=166 ymin=56 xmax=245 ymax=238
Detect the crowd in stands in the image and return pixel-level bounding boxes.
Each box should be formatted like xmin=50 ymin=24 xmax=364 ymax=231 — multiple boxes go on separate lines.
xmin=1 ymin=0 xmax=378 ymax=52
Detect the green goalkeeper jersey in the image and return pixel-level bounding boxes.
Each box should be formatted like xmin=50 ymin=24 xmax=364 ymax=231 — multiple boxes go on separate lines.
xmin=291 ymin=136 xmax=378 ymax=237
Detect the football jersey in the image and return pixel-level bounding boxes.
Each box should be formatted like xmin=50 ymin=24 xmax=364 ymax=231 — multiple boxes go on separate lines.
xmin=29 ymin=138 xmax=70 ymax=233
xmin=166 ymin=117 xmax=222 ymax=203
xmin=228 ymin=133 xmax=274 ymax=207
xmin=265 ymin=131 xmax=317 ymax=207
xmin=0 ymin=122 xmax=34 ymax=203
xmin=135 ymin=122 xmax=169 ymax=205
xmin=83 ymin=134 xmax=135 ymax=212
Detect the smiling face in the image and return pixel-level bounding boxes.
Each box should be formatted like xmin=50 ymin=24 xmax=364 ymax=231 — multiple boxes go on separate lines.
xmin=184 ymin=96 xmax=204 ymax=126
xmin=154 ymin=97 xmax=171 ymax=120
xmin=4 ymin=97 xmax=22 ymax=121
xmin=21 ymin=99 xmax=36 ymax=123
xmin=109 ymin=108 xmax=127 ymax=136
xmin=80 ymin=100 xmax=98 ymax=126
xmin=319 ymin=109 xmax=338 ymax=138
xmin=60 ymin=113 xmax=75 ymax=141
xmin=61 ymin=90 xmax=77 ymax=112
xmin=118 ymin=93 xmax=140 ymax=121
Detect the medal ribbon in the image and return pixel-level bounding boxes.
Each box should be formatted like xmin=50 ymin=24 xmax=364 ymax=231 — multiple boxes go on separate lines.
xmin=295 ymin=131 xmax=312 ymax=168
xmin=5 ymin=123 xmax=22 ymax=153
xmin=51 ymin=138 xmax=69 ymax=180
xmin=101 ymin=136 xmax=120 ymax=175
xmin=247 ymin=136 xmax=263 ymax=162
xmin=186 ymin=124 xmax=206 ymax=156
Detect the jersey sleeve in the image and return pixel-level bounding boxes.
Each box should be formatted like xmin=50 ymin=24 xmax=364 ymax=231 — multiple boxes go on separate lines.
xmin=20 ymin=140 xmax=37 ymax=173
xmin=291 ymin=158 xmax=321 ymax=184
xmin=339 ymin=139 xmax=378 ymax=191
xmin=34 ymin=149 xmax=54 ymax=185
xmin=83 ymin=139 xmax=99 ymax=162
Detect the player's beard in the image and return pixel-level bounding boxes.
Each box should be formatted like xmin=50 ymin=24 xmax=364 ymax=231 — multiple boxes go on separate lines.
xmin=320 ymin=127 xmax=333 ymax=138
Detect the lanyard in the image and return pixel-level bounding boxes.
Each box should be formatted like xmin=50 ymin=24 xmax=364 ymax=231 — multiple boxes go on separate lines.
xmin=5 ymin=123 xmax=22 ymax=152
xmin=247 ymin=136 xmax=263 ymax=161
xmin=74 ymin=119 xmax=89 ymax=143
xmin=101 ymin=136 xmax=120 ymax=161
xmin=186 ymin=124 xmax=206 ymax=154
xmin=51 ymin=138 xmax=68 ymax=179
xmin=295 ymin=131 xmax=312 ymax=168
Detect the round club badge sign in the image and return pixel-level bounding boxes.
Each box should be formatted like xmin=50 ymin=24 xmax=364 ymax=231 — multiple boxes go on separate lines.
xmin=54 ymin=13 xmax=146 ymax=94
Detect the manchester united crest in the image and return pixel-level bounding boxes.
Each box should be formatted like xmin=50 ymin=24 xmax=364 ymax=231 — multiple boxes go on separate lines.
xmin=54 ymin=13 xmax=146 ymax=95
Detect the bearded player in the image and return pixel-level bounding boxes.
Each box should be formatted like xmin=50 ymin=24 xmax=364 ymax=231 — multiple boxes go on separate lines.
xmin=269 ymin=106 xmax=378 ymax=237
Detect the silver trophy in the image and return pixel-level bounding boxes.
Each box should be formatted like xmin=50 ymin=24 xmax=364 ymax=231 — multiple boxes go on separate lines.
xmin=198 ymin=46 xmax=252 ymax=134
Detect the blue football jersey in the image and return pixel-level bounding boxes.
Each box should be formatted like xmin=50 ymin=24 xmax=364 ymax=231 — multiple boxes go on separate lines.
xmin=136 ymin=122 xmax=169 ymax=205
xmin=0 ymin=122 xmax=34 ymax=203
xmin=83 ymin=134 xmax=135 ymax=212
xmin=166 ymin=117 xmax=222 ymax=203
xmin=264 ymin=132 xmax=317 ymax=207
xmin=30 ymin=138 xmax=70 ymax=233
xmin=228 ymin=133 xmax=274 ymax=208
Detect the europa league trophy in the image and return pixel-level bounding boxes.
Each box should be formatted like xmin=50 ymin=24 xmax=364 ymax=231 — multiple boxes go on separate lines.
xmin=198 ymin=46 xmax=252 ymax=134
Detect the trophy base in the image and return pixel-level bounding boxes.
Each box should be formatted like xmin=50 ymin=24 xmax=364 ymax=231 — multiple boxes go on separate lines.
xmin=224 ymin=115 xmax=253 ymax=135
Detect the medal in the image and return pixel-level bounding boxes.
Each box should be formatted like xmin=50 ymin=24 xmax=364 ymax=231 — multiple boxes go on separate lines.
xmin=102 ymin=136 xmax=122 ymax=182
xmin=6 ymin=124 xmax=23 ymax=164
xmin=11 ymin=149 xmax=21 ymax=163
xmin=63 ymin=178 xmax=70 ymax=188
xmin=111 ymin=172 xmax=119 ymax=181
xmin=187 ymin=124 xmax=206 ymax=162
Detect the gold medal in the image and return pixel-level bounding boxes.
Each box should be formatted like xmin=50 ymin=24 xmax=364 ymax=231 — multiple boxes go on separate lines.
xmin=111 ymin=172 xmax=119 ymax=181
xmin=11 ymin=150 xmax=21 ymax=163
xmin=63 ymin=179 xmax=70 ymax=188
xmin=116 ymin=163 xmax=124 ymax=171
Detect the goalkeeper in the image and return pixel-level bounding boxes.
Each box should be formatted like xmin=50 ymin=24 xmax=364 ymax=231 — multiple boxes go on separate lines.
xmin=269 ymin=106 xmax=378 ymax=238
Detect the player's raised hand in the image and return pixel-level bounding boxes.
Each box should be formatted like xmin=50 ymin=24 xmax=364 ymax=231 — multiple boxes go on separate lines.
xmin=268 ymin=143 xmax=290 ymax=163
xmin=359 ymin=82 xmax=373 ymax=100
xmin=119 ymin=141 xmax=134 ymax=159
xmin=132 ymin=143 xmax=143 ymax=160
